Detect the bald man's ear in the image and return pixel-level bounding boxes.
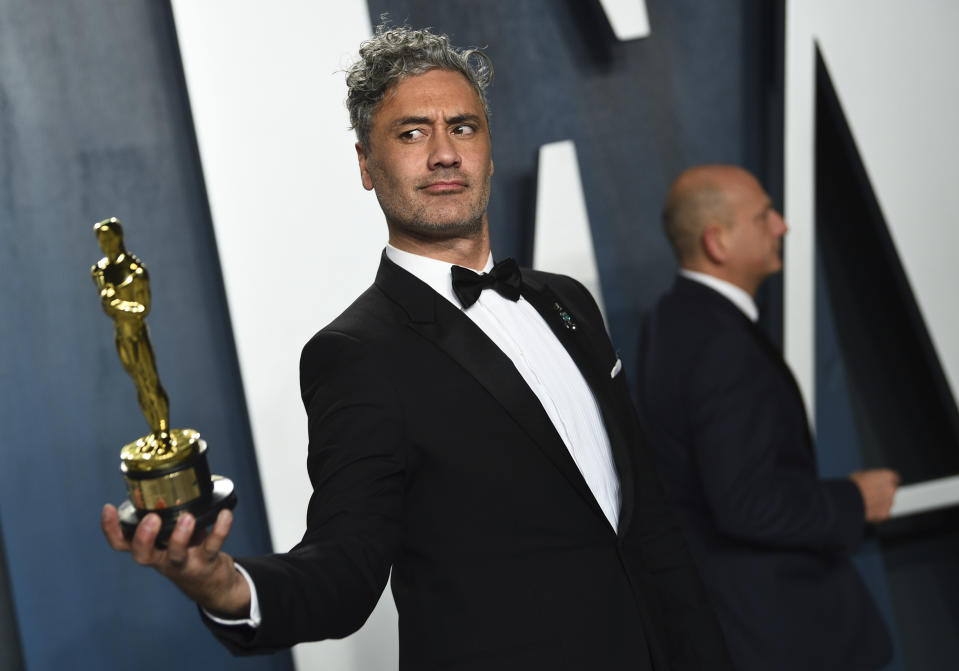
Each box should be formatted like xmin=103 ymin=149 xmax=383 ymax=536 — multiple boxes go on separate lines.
xmin=356 ymin=142 xmax=374 ymax=191
xmin=702 ymin=224 xmax=728 ymax=264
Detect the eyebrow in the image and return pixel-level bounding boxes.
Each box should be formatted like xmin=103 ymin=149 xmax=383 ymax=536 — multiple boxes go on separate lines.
xmin=392 ymin=116 xmax=431 ymax=128
xmin=391 ymin=113 xmax=484 ymax=129
xmin=447 ymin=113 xmax=483 ymax=126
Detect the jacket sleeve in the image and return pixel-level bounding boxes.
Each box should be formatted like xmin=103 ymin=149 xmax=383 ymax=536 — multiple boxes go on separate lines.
xmin=205 ymin=329 xmax=405 ymax=654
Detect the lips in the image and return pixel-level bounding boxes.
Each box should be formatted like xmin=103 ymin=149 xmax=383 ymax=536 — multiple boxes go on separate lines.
xmin=421 ymin=180 xmax=467 ymax=193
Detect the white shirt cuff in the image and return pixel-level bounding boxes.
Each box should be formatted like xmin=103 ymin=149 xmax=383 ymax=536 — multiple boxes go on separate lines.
xmin=201 ymin=562 xmax=262 ymax=628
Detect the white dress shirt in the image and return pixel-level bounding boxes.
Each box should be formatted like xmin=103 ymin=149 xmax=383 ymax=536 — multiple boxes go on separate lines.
xmin=211 ymin=245 xmax=622 ymax=628
xmin=386 ymin=244 xmax=621 ymax=529
xmin=679 ymin=268 xmax=759 ymax=322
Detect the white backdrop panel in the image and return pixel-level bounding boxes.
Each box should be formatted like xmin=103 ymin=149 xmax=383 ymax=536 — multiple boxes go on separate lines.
xmin=597 ymin=0 xmax=651 ymax=40
xmin=171 ymin=2 xmax=398 ymax=669
xmin=533 ymin=140 xmax=607 ymax=322
xmin=814 ymin=4 xmax=959 ymax=406
xmin=785 ymin=0 xmax=959 ymax=418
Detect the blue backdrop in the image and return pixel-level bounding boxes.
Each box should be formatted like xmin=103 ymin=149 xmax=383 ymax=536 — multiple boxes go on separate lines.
xmin=0 ymin=2 xmax=287 ymax=669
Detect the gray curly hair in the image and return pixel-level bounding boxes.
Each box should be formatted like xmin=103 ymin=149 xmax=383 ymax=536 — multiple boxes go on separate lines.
xmin=346 ymin=22 xmax=493 ymax=148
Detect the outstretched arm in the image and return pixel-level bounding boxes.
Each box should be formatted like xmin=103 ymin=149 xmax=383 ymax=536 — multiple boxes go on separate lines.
xmin=102 ymin=326 xmax=404 ymax=653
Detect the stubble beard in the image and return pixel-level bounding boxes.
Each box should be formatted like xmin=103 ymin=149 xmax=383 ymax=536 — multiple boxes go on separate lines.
xmin=375 ymin=170 xmax=492 ymax=242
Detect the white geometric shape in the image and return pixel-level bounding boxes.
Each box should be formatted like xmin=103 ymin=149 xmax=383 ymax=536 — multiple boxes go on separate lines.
xmin=815 ymin=8 xmax=959 ymax=411
xmin=533 ymin=140 xmax=607 ymax=323
xmin=890 ymin=473 xmax=959 ymax=518
xmin=598 ymin=0 xmax=651 ymax=41
xmin=785 ymin=1 xmax=959 ymax=424
xmin=782 ymin=0 xmax=817 ymax=423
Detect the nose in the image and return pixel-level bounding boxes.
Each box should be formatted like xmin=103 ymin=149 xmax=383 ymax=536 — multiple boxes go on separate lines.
xmin=429 ymin=132 xmax=461 ymax=169
xmin=773 ymin=210 xmax=788 ymax=236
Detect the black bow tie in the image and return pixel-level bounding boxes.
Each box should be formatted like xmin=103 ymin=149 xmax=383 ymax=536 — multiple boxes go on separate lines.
xmin=451 ymin=258 xmax=522 ymax=308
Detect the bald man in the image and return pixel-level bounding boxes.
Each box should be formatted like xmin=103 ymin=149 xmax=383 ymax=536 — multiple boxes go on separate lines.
xmin=635 ymin=165 xmax=897 ymax=670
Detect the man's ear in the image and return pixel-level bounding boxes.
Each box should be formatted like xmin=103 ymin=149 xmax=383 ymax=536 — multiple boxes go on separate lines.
xmin=490 ymin=158 xmax=494 ymax=177
xmin=702 ymin=224 xmax=728 ymax=264
xmin=355 ymin=142 xmax=374 ymax=191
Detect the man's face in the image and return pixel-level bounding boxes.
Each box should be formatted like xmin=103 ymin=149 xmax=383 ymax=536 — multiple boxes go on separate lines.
xmin=356 ymin=68 xmax=494 ymax=242
xmin=721 ymin=170 xmax=788 ymax=290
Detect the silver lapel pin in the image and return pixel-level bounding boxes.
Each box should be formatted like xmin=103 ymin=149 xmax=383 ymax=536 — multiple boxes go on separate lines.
xmin=553 ymin=302 xmax=577 ymax=331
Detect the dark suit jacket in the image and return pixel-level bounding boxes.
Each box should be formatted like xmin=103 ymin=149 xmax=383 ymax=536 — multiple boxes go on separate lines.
xmin=635 ymin=276 xmax=892 ymax=671
xmin=207 ymin=256 xmax=731 ymax=670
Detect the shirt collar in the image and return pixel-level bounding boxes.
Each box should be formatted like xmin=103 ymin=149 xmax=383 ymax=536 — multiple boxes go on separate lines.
xmin=385 ymin=244 xmax=494 ymax=309
xmin=679 ymin=269 xmax=759 ymax=322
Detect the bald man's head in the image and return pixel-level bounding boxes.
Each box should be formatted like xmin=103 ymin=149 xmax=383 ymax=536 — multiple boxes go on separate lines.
xmin=662 ymin=166 xmax=737 ymax=264
xmin=662 ymin=165 xmax=787 ymax=295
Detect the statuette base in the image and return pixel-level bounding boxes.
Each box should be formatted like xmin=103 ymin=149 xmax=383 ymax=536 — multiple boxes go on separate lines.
xmin=118 ymin=476 xmax=237 ymax=544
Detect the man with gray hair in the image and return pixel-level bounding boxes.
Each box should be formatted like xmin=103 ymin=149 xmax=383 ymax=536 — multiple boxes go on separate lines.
xmin=103 ymin=25 xmax=732 ymax=670
xmin=636 ymin=164 xmax=897 ymax=670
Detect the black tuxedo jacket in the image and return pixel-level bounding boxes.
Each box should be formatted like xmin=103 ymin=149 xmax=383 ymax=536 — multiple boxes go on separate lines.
xmin=208 ymin=257 xmax=731 ymax=670
xmin=635 ymin=276 xmax=892 ymax=671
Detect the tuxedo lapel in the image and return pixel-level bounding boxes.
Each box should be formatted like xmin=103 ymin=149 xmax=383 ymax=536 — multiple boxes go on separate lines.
xmin=520 ymin=275 xmax=636 ymax=537
xmin=374 ymin=255 xmax=608 ymax=523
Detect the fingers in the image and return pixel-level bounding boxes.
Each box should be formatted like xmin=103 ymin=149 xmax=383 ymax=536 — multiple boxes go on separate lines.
xmin=851 ymin=468 xmax=900 ymax=490
xmin=849 ymin=468 xmax=900 ymax=523
xmin=130 ymin=514 xmax=163 ymax=565
xmin=201 ymin=509 xmax=234 ymax=560
xmin=107 ymin=506 xmax=235 ymax=582
xmin=165 ymin=514 xmax=197 ymax=568
xmin=878 ymin=468 xmax=899 ymax=482
xmin=100 ymin=505 xmax=244 ymax=614
xmin=101 ymin=504 xmax=132 ymax=552
xmin=872 ymin=502 xmax=895 ymax=523
xmin=868 ymin=473 xmax=897 ymax=522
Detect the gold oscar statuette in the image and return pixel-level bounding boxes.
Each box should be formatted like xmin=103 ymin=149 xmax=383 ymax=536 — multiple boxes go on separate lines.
xmin=92 ymin=218 xmax=236 ymax=542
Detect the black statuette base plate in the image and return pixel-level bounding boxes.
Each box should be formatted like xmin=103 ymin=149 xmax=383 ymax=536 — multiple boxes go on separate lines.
xmin=118 ymin=477 xmax=237 ymax=545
